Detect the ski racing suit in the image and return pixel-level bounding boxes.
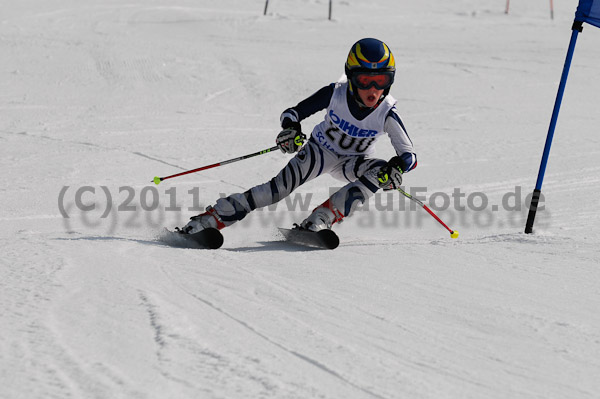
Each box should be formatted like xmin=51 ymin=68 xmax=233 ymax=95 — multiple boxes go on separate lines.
xmin=208 ymin=78 xmax=417 ymax=227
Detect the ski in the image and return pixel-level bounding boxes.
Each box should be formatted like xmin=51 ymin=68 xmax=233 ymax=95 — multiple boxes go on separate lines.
xmin=160 ymin=227 xmax=224 ymax=249
xmin=185 ymin=227 xmax=224 ymax=249
xmin=160 ymin=226 xmax=338 ymax=250
xmin=278 ymin=227 xmax=339 ymax=250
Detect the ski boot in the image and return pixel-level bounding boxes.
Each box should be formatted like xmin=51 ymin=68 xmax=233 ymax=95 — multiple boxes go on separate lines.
xmin=299 ymin=199 xmax=344 ymax=232
xmin=176 ymin=206 xmax=225 ymax=235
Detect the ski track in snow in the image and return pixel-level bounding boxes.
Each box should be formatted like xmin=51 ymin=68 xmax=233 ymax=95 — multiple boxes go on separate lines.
xmin=2 ymin=0 xmax=600 ymax=398
xmin=159 ymin=264 xmax=388 ymax=399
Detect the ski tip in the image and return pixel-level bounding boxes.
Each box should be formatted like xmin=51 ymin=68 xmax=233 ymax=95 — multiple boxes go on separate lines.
xmin=278 ymin=227 xmax=339 ymax=250
xmin=158 ymin=227 xmax=223 ymax=249
xmin=318 ymin=229 xmax=339 ymax=249
xmin=194 ymin=227 xmax=224 ymax=249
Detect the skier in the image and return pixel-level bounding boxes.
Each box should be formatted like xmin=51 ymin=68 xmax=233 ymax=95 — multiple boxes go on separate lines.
xmin=177 ymin=38 xmax=417 ymax=235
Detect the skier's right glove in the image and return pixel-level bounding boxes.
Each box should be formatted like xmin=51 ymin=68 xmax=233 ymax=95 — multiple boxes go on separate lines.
xmin=377 ymin=156 xmax=404 ymax=191
xmin=276 ymin=122 xmax=306 ymax=154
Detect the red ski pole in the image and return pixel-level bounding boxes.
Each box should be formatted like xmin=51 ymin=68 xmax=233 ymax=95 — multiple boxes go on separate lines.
xmin=152 ymin=145 xmax=279 ymax=185
xmin=397 ymin=187 xmax=459 ymax=239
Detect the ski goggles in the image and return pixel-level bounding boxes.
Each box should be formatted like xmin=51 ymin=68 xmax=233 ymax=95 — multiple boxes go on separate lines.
xmin=351 ymin=71 xmax=394 ymax=90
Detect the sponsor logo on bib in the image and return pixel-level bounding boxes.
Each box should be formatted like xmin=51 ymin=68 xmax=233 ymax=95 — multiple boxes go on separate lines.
xmin=329 ymin=110 xmax=378 ymax=138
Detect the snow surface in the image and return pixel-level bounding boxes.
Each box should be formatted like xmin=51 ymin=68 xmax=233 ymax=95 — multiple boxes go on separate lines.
xmin=2 ymin=0 xmax=600 ymax=398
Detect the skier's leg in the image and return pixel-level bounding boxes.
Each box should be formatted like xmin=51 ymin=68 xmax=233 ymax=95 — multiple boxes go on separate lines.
xmin=180 ymin=141 xmax=332 ymax=233
xmin=300 ymin=157 xmax=386 ymax=231
xmin=246 ymin=140 xmax=332 ymax=206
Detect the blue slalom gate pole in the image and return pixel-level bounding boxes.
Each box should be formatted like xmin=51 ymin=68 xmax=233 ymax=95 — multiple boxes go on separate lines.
xmin=525 ymin=21 xmax=584 ymax=234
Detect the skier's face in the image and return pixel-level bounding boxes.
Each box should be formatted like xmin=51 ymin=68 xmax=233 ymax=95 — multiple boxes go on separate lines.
xmin=357 ymin=87 xmax=384 ymax=108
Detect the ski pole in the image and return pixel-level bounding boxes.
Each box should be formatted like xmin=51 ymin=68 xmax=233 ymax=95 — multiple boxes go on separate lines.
xmin=152 ymin=145 xmax=279 ymax=185
xmin=397 ymin=188 xmax=459 ymax=239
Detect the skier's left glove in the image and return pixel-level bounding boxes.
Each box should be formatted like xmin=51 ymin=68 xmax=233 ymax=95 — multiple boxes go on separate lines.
xmin=377 ymin=156 xmax=404 ymax=191
xmin=276 ymin=122 xmax=306 ymax=154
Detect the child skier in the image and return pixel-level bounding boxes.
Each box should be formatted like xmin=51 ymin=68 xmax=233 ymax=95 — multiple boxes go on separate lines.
xmin=177 ymin=38 xmax=417 ymax=235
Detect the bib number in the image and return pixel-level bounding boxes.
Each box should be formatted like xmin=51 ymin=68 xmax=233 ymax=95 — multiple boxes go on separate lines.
xmin=326 ymin=128 xmax=376 ymax=154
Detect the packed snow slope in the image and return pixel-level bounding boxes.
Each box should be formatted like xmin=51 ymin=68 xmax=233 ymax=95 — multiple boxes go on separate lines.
xmin=2 ymin=0 xmax=600 ymax=398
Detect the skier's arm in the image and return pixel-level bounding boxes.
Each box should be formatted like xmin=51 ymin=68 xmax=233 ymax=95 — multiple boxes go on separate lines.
xmin=280 ymin=84 xmax=335 ymax=128
xmin=384 ymin=107 xmax=417 ymax=172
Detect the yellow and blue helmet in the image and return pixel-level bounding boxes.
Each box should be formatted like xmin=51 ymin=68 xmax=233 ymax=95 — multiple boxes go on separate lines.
xmin=345 ymin=38 xmax=396 ymax=98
